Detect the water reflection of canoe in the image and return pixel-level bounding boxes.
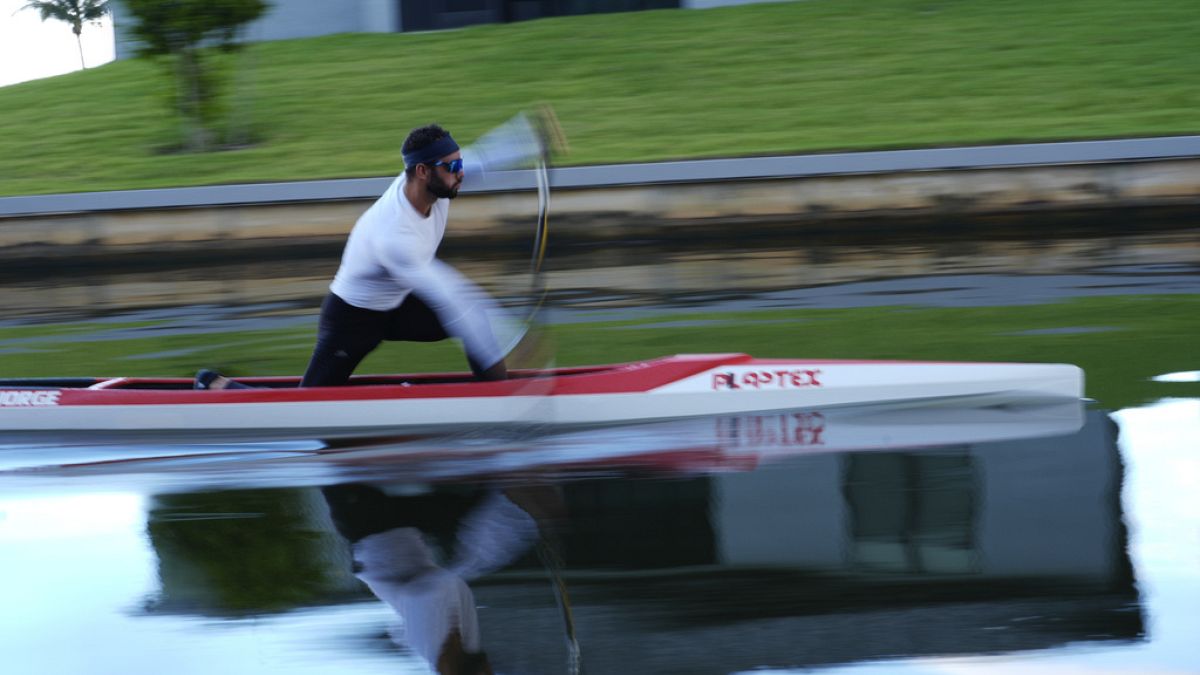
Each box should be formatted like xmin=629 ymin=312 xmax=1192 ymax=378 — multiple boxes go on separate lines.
xmin=0 ymin=400 xmax=1086 ymax=489
xmin=304 ymin=399 xmax=1088 ymax=481
xmin=0 ymin=353 xmax=1082 ymax=440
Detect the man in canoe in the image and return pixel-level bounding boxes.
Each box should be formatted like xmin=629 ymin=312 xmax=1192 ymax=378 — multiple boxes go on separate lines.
xmin=197 ymin=111 xmax=560 ymax=390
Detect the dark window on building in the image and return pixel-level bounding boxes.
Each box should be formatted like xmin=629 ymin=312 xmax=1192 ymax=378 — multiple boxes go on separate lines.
xmin=400 ymin=0 xmax=682 ymax=32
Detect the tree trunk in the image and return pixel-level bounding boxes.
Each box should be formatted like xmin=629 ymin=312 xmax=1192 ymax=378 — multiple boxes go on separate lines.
xmin=75 ymin=31 xmax=86 ymax=70
xmin=176 ymin=50 xmax=213 ymax=152
xmin=227 ymin=46 xmax=255 ymax=147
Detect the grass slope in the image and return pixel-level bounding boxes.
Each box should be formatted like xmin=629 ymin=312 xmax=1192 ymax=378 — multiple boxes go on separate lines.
xmin=1 ymin=0 xmax=1197 ymax=196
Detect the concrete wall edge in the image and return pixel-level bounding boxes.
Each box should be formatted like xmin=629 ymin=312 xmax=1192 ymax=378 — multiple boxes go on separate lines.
xmin=3 ymin=136 xmax=1199 ymax=218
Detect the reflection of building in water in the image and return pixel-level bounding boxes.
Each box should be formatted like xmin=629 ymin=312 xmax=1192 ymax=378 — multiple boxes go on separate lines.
xmin=138 ymin=410 xmax=1139 ymax=673
xmin=843 ymin=452 xmax=978 ymax=575
xmin=473 ymin=409 xmax=1140 ymax=673
xmin=551 ymin=410 xmax=1126 ymax=583
xmin=712 ymin=410 xmax=1127 ymax=584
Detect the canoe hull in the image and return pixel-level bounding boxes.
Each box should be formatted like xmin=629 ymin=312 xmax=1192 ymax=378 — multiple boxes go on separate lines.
xmin=0 ymin=354 xmax=1084 ymax=440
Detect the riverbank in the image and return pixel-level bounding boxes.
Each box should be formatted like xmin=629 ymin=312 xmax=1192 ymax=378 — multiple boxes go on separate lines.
xmin=0 ymin=136 xmax=1197 ymax=266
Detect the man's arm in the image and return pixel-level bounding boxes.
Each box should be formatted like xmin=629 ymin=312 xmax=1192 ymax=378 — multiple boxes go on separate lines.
xmin=379 ymin=249 xmax=508 ymax=377
xmin=461 ymin=109 xmax=559 ymax=180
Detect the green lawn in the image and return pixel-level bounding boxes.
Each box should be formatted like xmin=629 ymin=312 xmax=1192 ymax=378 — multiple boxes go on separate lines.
xmin=2 ymin=295 xmax=1196 ymax=410
xmin=1 ymin=0 xmax=1197 ymax=196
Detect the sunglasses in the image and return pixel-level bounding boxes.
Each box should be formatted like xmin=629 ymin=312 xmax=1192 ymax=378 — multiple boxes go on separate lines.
xmin=429 ymin=158 xmax=464 ymax=173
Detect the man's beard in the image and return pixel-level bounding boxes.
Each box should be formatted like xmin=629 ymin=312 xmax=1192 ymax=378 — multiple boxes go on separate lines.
xmin=427 ymin=173 xmax=460 ymax=200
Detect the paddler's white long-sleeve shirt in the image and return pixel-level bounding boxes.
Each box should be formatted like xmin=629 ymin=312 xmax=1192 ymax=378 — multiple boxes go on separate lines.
xmin=329 ymin=114 xmax=543 ymax=370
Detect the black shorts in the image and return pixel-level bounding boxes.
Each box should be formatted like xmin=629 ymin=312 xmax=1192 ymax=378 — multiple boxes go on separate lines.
xmin=300 ymin=292 xmax=454 ymax=387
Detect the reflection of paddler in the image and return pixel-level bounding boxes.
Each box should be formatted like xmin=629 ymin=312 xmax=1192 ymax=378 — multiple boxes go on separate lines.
xmin=321 ymin=483 xmax=546 ymax=674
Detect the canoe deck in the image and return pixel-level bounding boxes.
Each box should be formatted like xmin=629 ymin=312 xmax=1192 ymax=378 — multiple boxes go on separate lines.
xmin=0 ymin=365 xmax=604 ymax=391
xmin=0 ymin=354 xmax=1085 ymax=439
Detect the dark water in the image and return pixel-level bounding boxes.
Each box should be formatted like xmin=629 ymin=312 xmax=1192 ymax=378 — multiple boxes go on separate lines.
xmin=2 ymin=402 xmax=1196 ymax=674
xmin=2 ymin=228 xmax=1199 ymax=324
xmin=1 ymin=226 xmax=1198 ymax=674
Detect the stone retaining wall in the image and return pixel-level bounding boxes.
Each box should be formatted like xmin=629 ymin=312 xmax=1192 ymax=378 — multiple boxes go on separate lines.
xmin=2 ymin=142 xmax=1197 ymax=263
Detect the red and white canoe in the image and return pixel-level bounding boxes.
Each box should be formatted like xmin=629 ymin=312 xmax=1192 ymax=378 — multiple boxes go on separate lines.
xmin=0 ymin=353 xmax=1083 ymax=440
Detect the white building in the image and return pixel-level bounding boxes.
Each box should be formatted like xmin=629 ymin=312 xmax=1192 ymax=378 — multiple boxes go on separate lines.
xmin=110 ymin=0 xmax=788 ymax=59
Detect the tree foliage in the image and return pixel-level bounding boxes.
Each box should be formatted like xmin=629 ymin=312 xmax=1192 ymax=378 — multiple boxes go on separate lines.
xmin=123 ymin=0 xmax=269 ymax=152
xmin=124 ymin=0 xmax=266 ymax=56
xmin=21 ymin=0 xmax=109 ymax=69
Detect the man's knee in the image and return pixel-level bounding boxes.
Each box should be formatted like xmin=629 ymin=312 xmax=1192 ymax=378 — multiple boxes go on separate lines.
xmin=302 ymin=339 xmax=374 ymax=387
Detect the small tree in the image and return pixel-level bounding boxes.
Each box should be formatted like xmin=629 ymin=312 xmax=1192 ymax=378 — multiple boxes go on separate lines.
xmin=20 ymin=0 xmax=110 ymax=70
xmin=124 ymin=0 xmax=268 ymax=152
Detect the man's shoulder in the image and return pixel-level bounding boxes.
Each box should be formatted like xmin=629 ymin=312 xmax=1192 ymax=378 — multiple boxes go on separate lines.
xmin=359 ymin=174 xmax=409 ymax=221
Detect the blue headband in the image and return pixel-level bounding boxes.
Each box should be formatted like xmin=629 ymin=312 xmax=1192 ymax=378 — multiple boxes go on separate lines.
xmin=403 ymin=134 xmax=460 ymax=168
